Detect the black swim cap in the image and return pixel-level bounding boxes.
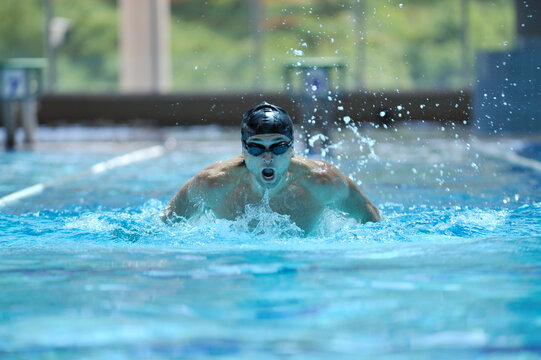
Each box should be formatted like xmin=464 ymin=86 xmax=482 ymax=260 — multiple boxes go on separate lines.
xmin=241 ymin=102 xmax=294 ymax=142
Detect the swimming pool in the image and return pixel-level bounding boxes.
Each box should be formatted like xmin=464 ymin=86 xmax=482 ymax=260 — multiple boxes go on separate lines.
xmin=1 ymin=124 xmax=540 ymax=359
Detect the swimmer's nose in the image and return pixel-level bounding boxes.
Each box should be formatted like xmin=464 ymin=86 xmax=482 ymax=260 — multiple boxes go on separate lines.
xmin=262 ymin=152 xmax=273 ymax=164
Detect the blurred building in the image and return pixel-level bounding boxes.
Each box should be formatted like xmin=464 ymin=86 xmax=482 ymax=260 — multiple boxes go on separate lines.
xmin=474 ymin=0 xmax=541 ymax=134
xmin=119 ymin=0 xmax=170 ymax=93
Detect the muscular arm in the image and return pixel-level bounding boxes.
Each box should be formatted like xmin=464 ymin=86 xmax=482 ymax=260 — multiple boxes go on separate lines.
xmin=160 ymin=176 xmax=202 ymax=222
xmin=306 ymin=159 xmax=381 ymax=223
xmin=337 ymin=176 xmax=381 ymax=223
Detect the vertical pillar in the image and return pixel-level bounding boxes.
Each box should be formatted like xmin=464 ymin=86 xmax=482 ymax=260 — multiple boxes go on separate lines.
xmin=251 ymin=0 xmax=263 ymax=90
xmin=43 ymin=0 xmax=55 ymax=93
xmin=460 ymin=0 xmax=470 ymax=85
xmin=473 ymin=0 xmax=541 ymax=134
xmin=21 ymin=100 xmax=38 ymax=143
xmin=515 ymin=0 xmax=541 ymax=48
xmin=119 ymin=0 xmax=171 ymax=93
xmin=354 ymin=0 xmax=366 ymax=89
xmin=2 ymin=101 xmax=16 ymax=149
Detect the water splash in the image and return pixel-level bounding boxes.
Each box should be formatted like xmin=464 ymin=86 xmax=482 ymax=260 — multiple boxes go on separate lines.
xmin=232 ymin=190 xmax=304 ymax=238
xmin=2 ymin=200 xmax=539 ymax=251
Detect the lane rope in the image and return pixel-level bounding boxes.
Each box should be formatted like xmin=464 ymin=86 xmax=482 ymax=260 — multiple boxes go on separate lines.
xmin=471 ymin=139 xmax=541 ymax=173
xmin=0 ymin=144 xmax=166 ymax=208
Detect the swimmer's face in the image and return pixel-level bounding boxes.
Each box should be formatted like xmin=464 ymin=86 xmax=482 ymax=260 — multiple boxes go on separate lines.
xmin=242 ymin=133 xmax=293 ymax=189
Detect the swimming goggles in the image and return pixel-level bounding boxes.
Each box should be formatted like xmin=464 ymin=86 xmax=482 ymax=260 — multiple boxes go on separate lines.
xmin=243 ymin=140 xmax=292 ymax=156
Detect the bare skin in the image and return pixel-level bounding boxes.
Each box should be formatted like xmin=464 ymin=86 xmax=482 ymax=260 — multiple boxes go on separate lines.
xmin=161 ymin=134 xmax=381 ymax=234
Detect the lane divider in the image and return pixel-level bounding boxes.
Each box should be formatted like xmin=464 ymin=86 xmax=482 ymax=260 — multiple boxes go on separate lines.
xmin=471 ymin=139 xmax=541 ymax=173
xmin=0 ymin=144 xmax=166 ymax=208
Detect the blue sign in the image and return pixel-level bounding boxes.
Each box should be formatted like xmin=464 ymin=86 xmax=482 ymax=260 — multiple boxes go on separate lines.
xmin=1 ymin=69 xmax=26 ymax=99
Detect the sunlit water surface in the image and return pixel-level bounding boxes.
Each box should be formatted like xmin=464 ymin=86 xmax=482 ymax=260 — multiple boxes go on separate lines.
xmin=1 ymin=125 xmax=540 ymax=359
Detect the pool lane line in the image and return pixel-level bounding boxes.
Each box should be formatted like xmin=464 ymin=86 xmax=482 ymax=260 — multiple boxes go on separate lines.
xmin=0 ymin=144 xmax=167 ymax=208
xmin=472 ymin=139 xmax=541 ymax=173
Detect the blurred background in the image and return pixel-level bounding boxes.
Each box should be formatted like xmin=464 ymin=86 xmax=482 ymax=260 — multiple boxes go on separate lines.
xmin=0 ymin=0 xmax=539 ymax=146
xmin=1 ymin=0 xmax=516 ymax=92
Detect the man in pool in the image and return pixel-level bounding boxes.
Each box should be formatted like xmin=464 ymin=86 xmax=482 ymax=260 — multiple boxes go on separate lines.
xmin=161 ymin=102 xmax=381 ymax=233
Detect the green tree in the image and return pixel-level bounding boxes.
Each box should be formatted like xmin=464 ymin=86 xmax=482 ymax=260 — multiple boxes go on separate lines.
xmin=54 ymin=0 xmax=118 ymax=91
xmin=0 ymin=0 xmax=43 ymax=58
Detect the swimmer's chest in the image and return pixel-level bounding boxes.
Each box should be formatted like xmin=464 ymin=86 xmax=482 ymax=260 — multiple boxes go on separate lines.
xmin=214 ymin=183 xmax=323 ymax=231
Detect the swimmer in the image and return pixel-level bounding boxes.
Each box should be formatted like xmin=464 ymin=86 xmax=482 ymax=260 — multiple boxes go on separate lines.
xmin=161 ymin=102 xmax=381 ymax=233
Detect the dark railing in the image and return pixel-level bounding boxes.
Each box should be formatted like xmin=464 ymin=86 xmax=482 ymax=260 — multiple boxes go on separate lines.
xmin=36 ymin=89 xmax=471 ymax=127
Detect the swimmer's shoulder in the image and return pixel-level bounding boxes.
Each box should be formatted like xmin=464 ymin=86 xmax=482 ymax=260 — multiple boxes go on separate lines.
xmin=195 ymin=156 xmax=247 ymax=189
xmin=290 ymin=155 xmax=349 ymax=203
xmin=290 ymin=155 xmax=346 ymax=186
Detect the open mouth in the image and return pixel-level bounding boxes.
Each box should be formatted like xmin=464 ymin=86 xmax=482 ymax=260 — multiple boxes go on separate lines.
xmin=261 ymin=168 xmax=275 ymax=182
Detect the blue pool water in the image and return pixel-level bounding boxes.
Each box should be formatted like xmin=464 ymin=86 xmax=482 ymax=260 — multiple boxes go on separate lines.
xmin=1 ymin=125 xmax=540 ymax=359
